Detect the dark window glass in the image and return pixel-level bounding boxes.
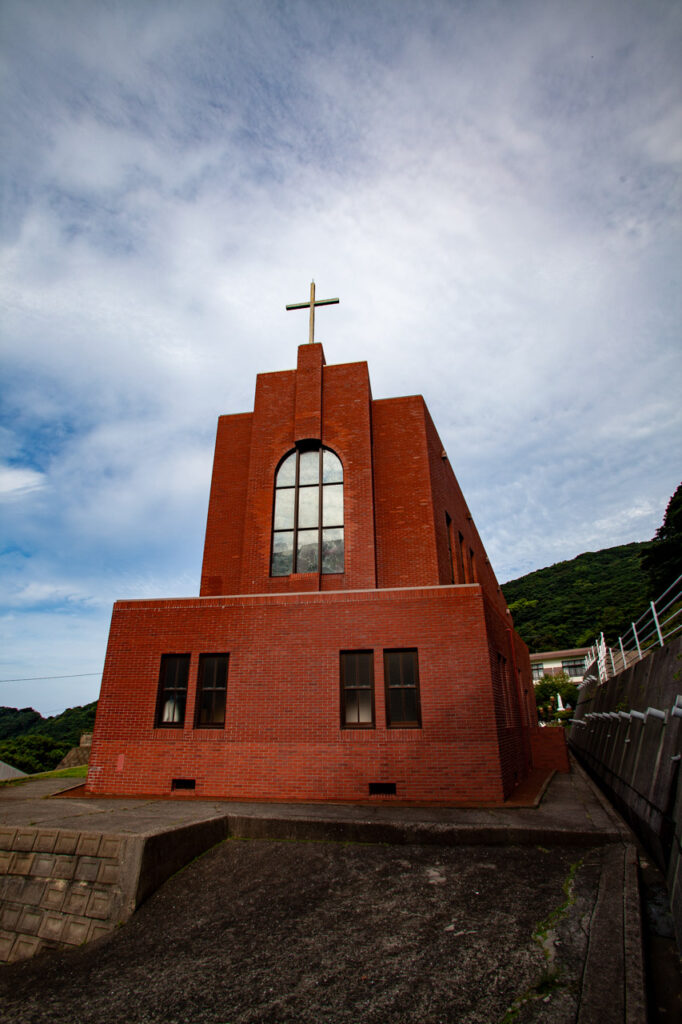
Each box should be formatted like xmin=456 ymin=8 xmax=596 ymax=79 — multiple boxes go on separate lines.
xmin=457 ymin=532 xmax=466 ymax=583
xmin=273 ymin=488 xmax=295 ymax=530
xmin=277 ymin=451 xmax=297 ymax=486
xmin=298 ymin=487 xmax=319 ymax=528
xmin=445 ymin=513 xmax=455 ymax=584
xmin=156 ymin=654 xmax=190 ymax=728
xmin=297 ymin=529 xmax=319 ymax=572
xmin=195 ymin=654 xmax=229 ymax=728
xmin=498 ymin=652 xmax=514 ymax=727
xmin=384 ymin=649 xmax=421 ymax=728
xmin=271 ymin=532 xmax=294 ymax=575
xmin=562 ymin=657 xmax=586 ymax=677
xmin=340 ymin=651 xmax=374 ymax=727
xmin=322 ymin=528 xmax=344 ymax=573
xmin=271 ymin=447 xmax=344 ymax=576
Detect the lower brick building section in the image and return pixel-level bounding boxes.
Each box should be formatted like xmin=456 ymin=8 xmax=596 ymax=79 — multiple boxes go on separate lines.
xmin=89 ymin=738 xmax=507 ymax=804
xmin=88 ymin=585 xmax=546 ymax=805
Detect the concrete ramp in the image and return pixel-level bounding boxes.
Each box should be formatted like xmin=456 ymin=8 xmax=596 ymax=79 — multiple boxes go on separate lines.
xmin=2 ymin=765 xmax=629 ymax=964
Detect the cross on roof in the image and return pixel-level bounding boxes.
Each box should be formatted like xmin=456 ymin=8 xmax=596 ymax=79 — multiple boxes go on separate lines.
xmin=286 ymin=282 xmax=339 ymax=344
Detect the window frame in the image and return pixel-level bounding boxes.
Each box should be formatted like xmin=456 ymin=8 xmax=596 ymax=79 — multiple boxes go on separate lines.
xmin=340 ymin=650 xmax=375 ymax=729
xmin=194 ymin=653 xmax=229 ymax=729
xmin=155 ymin=653 xmax=190 ymax=729
xmin=456 ymin=531 xmax=466 ymax=583
xmin=383 ymin=648 xmax=422 ymax=728
xmin=497 ymin=652 xmax=515 ymax=728
xmin=445 ymin=512 xmax=455 ymax=584
xmin=562 ymin=657 xmax=586 ymax=677
xmin=270 ymin=445 xmax=344 ymax=577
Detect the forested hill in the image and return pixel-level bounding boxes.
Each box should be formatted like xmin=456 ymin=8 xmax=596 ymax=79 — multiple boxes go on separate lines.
xmin=0 ymin=702 xmax=97 ymax=775
xmin=501 ymin=542 xmax=650 ymax=653
xmin=0 ymin=702 xmax=97 ymax=743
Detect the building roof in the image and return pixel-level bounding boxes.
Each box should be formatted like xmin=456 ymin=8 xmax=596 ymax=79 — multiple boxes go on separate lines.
xmin=529 ymin=648 xmax=590 ymax=661
xmin=0 ymin=760 xmax=27 ymax=781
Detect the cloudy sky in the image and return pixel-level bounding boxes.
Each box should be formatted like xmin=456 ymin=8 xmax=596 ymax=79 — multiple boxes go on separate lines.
xmin=1 ymin=0 xmax=680 ymax=716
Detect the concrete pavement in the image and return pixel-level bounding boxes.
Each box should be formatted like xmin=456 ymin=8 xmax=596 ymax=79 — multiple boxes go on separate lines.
xmin=0 ymin=759 xmax=647 ymax=1022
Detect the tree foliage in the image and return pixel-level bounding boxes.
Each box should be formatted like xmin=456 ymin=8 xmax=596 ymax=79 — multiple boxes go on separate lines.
xmin=0 ymin=707 xmax=42 ymax=741
xmin=0 ymin=702 xmax=97 ymax=774
xmin=23 ymin=701 xmax=98 ymax=746
xmin=0 ymin=735 xmax=71 ymax=775
xmin=502 ymin=543 xmax=649 ymax=652
xmin=640 ymin=482 xmax=682 ymax=598
xmin=533 ymin=672 xmax=579 ymax=724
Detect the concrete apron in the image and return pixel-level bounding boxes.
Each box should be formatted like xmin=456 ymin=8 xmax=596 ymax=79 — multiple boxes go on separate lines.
xmin=0 ymin=762 xmax=647 ymax=1022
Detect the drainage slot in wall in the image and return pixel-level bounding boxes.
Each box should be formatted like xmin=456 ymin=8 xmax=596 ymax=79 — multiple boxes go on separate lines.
xmin=369 ymin=782 xmax=397 ymax=795
xmin=171 ymin=778 xmax=196 ymax=790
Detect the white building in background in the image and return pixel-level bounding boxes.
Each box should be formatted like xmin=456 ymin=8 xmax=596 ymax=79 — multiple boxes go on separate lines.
xmin=530 ymin=648 xmax=590 ymax=684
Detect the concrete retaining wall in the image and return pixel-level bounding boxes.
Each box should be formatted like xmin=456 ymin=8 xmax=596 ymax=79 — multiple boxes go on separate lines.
xmin=0 ymin=818 xmax=230 ymax=963
xmin=569 ymin=636 xmax=682 ymax=948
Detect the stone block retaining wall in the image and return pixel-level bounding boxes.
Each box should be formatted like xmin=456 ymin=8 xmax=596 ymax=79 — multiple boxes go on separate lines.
xmin=0 ymin=815 xmax=231 ymax=964
xmin=0 ymin=826 xmax=140 ymax=963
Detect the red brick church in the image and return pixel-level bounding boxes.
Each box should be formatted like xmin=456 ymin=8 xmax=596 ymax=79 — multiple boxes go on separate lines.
xmin=87 ymin=290 xmax=565 ymax=803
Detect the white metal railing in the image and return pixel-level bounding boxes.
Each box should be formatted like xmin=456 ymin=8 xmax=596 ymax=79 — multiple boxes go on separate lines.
xmin=580 ymin=574 xmax=682 ymax=686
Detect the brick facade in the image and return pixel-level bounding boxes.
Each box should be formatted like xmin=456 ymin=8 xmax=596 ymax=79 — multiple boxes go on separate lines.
xmin=87 ymin=343 xmax=564 ymax=804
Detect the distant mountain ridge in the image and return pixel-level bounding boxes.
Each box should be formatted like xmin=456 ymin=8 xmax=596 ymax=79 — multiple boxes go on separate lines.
xmin=501 ymin=542 xmax=650 ymax=653
xmin=0 ymin=702 xmax=97 ymax=775
xmin=0 ymin=538 xmax=665 ymax=767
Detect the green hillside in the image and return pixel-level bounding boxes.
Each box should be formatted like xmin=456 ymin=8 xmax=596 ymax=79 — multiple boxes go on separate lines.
xmin=501 ymin=542 xmax=650 ymax=653
xmin=0 ymin=702 xmax=97 ymax=776
xmin=0 ymin=707 xmax=42 ymax=741
xmin=2 ymin=483 xmax=679 ymax=769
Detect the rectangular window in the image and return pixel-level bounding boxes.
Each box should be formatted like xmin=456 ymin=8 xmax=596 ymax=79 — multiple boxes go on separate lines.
xmin=457 ymin=532 xmax=466 ymax=583
xmin=156 ymin=654 xmax=190 ymax=728
xmin=340 ymin=651 xmax=374 ymax=727
xmin=562 ymin=657 xmax=586 ymax=677
xmin=531 ymin=663 xmax=545 ymax=681
xmin=384 ymin=649 xmax=421 ymax=728
xmin=498 ymin=653 xmax=514 ymax=727
xmin=195 ymin=653 xmax=229 ymax=728
xmin=445 ymin=513 xmax=455 ymax=584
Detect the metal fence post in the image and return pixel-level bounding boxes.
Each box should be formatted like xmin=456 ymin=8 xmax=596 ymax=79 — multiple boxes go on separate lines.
xmin=632 ymin=621 xmax=642 ymax=660
xmin=619 ymin=637 xmax=627 ymax=670
xmin=650 ymin=600 xmax=665 ymax=647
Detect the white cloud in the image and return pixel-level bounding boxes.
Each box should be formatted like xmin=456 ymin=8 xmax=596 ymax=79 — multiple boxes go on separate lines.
xmin=0 ymin=0 xmax=680 ymax=710
xmin=11 ymin=582 xmax=95 ymax=607
xmin=0 ymin=465 xmax=46 ymax=500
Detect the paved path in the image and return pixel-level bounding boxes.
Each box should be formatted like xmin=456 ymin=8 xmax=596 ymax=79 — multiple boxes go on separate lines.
xmin=0 ymin=763 xmax=624 ymax=845
xmin=0 ymin=762 xmax=646 ymax=1023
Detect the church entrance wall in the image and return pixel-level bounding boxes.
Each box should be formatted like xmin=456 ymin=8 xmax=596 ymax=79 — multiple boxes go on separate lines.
xmin=86 ymin=585 xmax=524 ymax=805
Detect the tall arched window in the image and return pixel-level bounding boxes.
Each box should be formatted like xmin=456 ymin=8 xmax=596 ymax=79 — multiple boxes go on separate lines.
xmin=271 ymin=446 xmax=344 ymax=576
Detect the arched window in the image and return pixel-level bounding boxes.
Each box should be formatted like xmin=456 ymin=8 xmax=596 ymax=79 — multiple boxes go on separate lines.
xmin=271 ymin=446 xmax=344 ymax=576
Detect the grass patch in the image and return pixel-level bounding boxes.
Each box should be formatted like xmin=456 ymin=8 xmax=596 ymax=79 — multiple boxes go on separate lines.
xmin=500 ymin=859 xmax=583 ymax=1023
xmin=38 ymin=764 xmax=88 ymax=779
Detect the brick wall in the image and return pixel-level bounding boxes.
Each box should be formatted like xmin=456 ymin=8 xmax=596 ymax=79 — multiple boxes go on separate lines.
xmin=90 ymin=342 xmax=561 ymax=806
xmin=87 ymin=585 xmax=532 ymax=804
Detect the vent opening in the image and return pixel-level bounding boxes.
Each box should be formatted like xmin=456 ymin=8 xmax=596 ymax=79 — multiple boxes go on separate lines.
xmin=171 ymin=778 xmax=196 ymax=791
xmin=369 ymin=782 xmax=397 ymax=795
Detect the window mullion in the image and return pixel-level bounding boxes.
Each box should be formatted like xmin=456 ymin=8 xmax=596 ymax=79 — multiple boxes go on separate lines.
xmin=293 ymin=451 xmax=300 ymax=572
xmin=317 ymin=448 xmax=323 ymax=573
